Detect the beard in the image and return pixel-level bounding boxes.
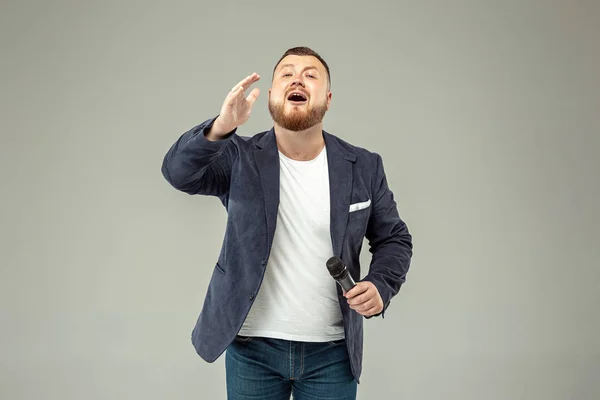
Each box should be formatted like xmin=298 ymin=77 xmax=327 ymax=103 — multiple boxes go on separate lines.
xmin=268 ymin=98 xmax=328 ymax=132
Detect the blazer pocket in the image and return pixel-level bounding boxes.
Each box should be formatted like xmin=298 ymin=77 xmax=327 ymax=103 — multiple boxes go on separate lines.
xmin=349 ymin=199 xmax=371 ymax=213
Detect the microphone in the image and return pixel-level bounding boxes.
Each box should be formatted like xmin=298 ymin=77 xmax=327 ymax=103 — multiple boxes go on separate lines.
xmin=326 ymin=256 xmax=356 ymax=292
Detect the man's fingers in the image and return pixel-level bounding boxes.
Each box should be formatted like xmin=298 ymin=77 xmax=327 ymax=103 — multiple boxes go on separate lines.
xmin=348 ymin=290 xmax=376 ymax=309
xmin=345 ymin=283 xmax=369 ymax=299
xmin=231 ymin=73 xmax=260 ymax=93
xmin=246 ymin=88 xmax=260 ymax=104
xmin=229 ymin=85 xmax=244 ymax=98
xmin=242 ymin=72 xmax=260 ymax=88
xmin=347 ymin=290 xmax=372 ymax=307
xmin=349 ymin=299 xmax=375 ymax=311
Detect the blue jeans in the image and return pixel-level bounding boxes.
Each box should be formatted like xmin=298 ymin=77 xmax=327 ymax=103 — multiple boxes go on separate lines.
xmin=225 ymin=335 xmax=358 ymax=399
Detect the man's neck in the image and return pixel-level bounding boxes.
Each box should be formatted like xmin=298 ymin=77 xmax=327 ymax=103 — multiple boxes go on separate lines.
xmin=273 ymin=123 xmax=325 ymax=161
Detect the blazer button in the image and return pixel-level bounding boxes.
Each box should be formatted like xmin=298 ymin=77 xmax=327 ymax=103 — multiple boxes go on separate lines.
xmin=261 ymin=258 xmax=267 ymax=266
xmin=249 ymin=293 xmax=255 ymax=301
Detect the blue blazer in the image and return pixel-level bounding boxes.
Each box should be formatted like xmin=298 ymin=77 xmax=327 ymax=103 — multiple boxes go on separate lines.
xmin=161 ymin=116 xmax=413 ymax=382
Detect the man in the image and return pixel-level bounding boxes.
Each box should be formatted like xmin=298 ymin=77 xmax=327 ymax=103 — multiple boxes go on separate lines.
xmin=161 ymin=46 xmax=413 ymax=399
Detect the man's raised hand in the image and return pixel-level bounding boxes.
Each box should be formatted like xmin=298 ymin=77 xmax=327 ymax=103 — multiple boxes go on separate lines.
xmin=207 ymin=73 xmax=261 ymax=140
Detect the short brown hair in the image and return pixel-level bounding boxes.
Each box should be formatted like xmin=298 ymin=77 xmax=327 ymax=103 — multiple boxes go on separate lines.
xmin=272 ymin=46 xmax=331 ymax=88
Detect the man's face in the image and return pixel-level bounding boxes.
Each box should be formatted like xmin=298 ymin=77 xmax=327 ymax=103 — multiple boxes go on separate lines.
xmin=268 ymin=55 xmax=332 ymax=132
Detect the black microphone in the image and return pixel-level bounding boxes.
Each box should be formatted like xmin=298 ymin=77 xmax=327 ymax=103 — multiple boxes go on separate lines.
xmin=326 ymin=256 xmax=356 ymax=292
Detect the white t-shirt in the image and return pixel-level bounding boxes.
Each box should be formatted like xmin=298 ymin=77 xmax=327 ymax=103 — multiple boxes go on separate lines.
xmin=238 ymin=145 xmax=345 ymax=342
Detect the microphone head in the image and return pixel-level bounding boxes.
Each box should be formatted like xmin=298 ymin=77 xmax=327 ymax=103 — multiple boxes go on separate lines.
xmin=326 ymin=256 xmax=346 ymax=279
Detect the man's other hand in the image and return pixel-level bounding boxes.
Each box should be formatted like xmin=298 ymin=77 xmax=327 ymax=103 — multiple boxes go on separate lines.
xmin=344 ymin=281 xmax=383 ymax=317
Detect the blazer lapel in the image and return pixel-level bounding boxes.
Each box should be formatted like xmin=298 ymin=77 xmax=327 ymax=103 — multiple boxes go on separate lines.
xmin=254 ymin=129 xmax=280 ymax=252
xmin=323 ymin=131 xmax=356 ymax=258
xmin=254 ymin=129 xmax=355 ymax=259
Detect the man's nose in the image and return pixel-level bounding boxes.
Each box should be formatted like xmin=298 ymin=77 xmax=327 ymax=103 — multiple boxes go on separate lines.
xmin=290 ymin=78 xmax=305 ymax=87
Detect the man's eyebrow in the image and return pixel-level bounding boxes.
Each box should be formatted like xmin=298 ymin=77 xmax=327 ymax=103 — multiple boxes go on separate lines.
xmin=278 ymin=64 xmax=319 ymax=73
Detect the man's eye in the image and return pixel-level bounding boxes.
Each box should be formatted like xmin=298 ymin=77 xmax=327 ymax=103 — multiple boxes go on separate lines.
xmin=283 ymin=73 xmax=292 ymax=77
xmin=307 ymin=74 xmax=316 ymax=78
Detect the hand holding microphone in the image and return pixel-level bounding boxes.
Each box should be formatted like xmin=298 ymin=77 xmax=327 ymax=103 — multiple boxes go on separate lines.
xmin=326 ymin=256 xmax=385 ymax=317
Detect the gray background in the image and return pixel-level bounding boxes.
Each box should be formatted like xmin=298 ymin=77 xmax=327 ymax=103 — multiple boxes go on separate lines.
xmin=1 ymin=0 xmax=599 ymax=399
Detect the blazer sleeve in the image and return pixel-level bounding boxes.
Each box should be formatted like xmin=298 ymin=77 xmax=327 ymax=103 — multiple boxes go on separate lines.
xmin=161 ymin=116 xmax=239 ymax=197
xmin=361 ymin=153 xmax=413 ymax=318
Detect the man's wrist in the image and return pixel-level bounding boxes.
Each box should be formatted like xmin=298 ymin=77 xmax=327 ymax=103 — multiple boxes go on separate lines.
xmin=206 ymin=117 xmax=234 ymax=141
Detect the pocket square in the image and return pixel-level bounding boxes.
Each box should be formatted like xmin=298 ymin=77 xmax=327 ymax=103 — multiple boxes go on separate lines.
xmin=349 ymin=199 xmax=371 ymax=213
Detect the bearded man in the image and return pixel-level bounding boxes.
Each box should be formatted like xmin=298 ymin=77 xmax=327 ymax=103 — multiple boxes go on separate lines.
xmin=161 ymin=46 xmax=413 ymax=400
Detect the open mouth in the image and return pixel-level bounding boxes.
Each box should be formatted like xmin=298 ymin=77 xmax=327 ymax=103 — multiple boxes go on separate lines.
xmin=287 ymin=92 xmax=308 ymax=103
